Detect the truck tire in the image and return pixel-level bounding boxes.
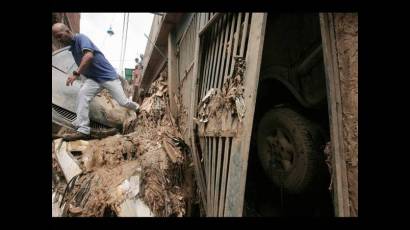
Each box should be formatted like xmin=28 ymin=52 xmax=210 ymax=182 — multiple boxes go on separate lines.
xmin=257 ymin=107 xmax=323 ymax=194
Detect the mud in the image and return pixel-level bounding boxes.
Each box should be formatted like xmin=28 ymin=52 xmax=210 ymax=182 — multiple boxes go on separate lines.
xmin=80 ymin=134 xmax=139 ymax=171
xmin=91 ymin=90 xmax=129 ymax=128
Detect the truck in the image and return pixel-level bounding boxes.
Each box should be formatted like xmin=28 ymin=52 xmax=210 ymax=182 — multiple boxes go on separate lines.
xmin=124 ymin=12 xmax=357 ymax=217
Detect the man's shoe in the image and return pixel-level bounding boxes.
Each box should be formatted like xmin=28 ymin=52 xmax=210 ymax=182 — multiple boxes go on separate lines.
xmin=62 ymin=131 xmax=91 ymax=141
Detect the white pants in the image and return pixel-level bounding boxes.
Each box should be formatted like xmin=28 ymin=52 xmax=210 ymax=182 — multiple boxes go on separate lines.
xmin=73 ymin=78 xmax=138 ymax=135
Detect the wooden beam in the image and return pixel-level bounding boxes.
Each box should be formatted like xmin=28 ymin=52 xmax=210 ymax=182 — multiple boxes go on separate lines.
xmin=207 ymin=137 xmax=212 ymax=215
xmin=200 ymin=29 xmax=212 ymax=99
xmin=229 ymin=13 xmax=243 ymax=76
xmin=218 ymin=137 xmax=230 ymax=216
xmin=189 ymin=14 xmax=208 ymax=208
xmin=205 ymin=21 xmax=218 ymax=94
xmin=212 ymin=15 xmax=225 ymax=89
xmin=319 ymin=12 xmax=351 ymax=217
xmin=223 ymin=13 xmax=238 ymax=83
xmin=210 ymin=137 xmax=218 ymax=216
xmin=239 ymin=13 xmax=250 ymax=57
xmin=168 ymin=30 xmax=179 ymax=121
xmin=217 ymin=13 xmax=231 ymax=89
xmin=214 ymin=137 xmax=223 ymax=215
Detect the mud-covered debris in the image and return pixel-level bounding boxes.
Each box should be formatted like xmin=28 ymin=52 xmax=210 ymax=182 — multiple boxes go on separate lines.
xmin=139 ymin=167 xmax=169 ymax=216
xmin=197 ymin=88 xmax=219 ymax=123
xmin=60 ymin=160 xmax=140 ymax=217
xmin=323 ymin=141 xmax=333 ymax=190
xmin=69 ymin=204 xmax=83 ymax=214
xmin=97 ymin=89 xmax=117 ymax=109
xmin=195 ymin=56 xmax=247 ymax=126
xmin=169 ymin=186 xmax=186 ymax=217
xmin=140 ymin=166 xmax=186 ymax=217
xmin=222 ymin=56 xmax=246 ymax=121
xmin=162 ymin=139 xmax=183 ymax=164
xmin=201 ymin=88 xmax=218 ymax=104
xmin=122 ymin=110 xmax=137 ymax=135
xmin=54 ymin=70 xmax=193 ymax=217
xmin=80 ymin=135 xmax=139 ymax=171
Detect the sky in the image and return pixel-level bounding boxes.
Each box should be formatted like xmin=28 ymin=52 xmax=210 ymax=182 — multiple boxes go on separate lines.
xmin=80 ymin=13 xmax=154 ymax=75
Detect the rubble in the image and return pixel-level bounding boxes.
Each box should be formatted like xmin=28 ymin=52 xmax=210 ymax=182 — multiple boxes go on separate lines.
xmin=196 ymin=56 xmax=247 ymax=133
xmin=52 ymin=72 xmax=193 ymax=217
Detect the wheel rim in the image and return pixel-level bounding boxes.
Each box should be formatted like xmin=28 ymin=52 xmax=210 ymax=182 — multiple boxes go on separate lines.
xmin=266 ymin=128 xmax=295 ymax=172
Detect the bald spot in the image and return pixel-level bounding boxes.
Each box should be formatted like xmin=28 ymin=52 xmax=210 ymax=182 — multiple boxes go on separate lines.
xmin=52 ymin=23 xmax=69 ymax=34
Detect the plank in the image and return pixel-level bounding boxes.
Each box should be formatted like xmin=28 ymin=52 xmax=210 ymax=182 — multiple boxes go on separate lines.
xmin=218 ymin=137 xmax=231 ymax=216
xmin=214 ymin=137 xmax=223 ymax=215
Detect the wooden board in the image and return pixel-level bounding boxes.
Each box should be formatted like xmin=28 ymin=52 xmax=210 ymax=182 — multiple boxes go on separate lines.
xmin=168 ymin=31 xmax=179 ymax=120
xmin=319 ymin=13 xmax=357 ymax=217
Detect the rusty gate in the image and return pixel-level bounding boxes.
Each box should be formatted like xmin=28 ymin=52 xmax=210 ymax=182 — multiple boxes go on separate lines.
xmin=186 ymin=13 xmax=267 ymax=216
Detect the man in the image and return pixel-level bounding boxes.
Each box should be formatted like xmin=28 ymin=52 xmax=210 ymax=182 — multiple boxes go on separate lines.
xmin=52 ymin=23 xmax=139 ymax=141
xmin=132 ymin=64 xmax=143 ymax=103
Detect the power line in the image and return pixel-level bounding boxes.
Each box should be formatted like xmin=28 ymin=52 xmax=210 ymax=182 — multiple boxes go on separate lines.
xmin=121 ymin=13 xmax=130 ymax=75
xmin=119 ymin=13 xmax=130 ymax=76
xmin=119 ymin=13 xmax=126 ymax=73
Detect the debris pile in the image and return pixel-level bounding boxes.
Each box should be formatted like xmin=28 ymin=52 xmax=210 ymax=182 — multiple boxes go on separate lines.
xmin=131 ymin=72 xmax=189 ymax=216
xmin=52 ymin=72 xmax=193 ymax=217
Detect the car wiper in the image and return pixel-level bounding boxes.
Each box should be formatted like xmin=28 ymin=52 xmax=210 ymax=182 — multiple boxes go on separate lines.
xmin=52 ymin=65 xmax=68 ymax=74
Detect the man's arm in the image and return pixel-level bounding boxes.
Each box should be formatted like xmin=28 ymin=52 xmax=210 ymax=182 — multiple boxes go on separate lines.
xmin=66 ymin=50 xmax=94 ymax=86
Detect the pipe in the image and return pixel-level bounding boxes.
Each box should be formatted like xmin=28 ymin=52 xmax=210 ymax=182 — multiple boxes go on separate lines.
xmin=296 ymin=45 xmax=323 ymax=76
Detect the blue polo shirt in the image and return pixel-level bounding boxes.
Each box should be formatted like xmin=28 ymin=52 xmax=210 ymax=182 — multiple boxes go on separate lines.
xmin=69 ymin=33 xmax=118 ymax=82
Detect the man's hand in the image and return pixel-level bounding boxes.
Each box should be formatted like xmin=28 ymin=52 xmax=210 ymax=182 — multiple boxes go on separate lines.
xmin=66 ymin=75 xmax=78 ymax=86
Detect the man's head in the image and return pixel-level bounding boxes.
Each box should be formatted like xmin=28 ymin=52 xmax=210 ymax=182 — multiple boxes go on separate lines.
xmin=52 ymin=23 xmax=73 ymax=45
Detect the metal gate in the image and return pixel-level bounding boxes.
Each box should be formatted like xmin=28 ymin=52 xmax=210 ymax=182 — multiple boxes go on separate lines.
xmin=189 ymin=13 xmax=267 ymax=216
